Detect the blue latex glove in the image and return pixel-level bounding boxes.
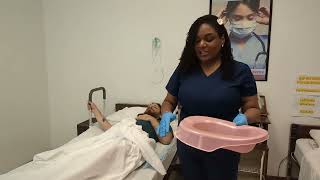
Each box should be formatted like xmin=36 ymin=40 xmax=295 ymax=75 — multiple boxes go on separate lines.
xmin=233 ymin=113 xmax=248 ymax=126
xmin=156 ymin=112 xmax=176 ymax=137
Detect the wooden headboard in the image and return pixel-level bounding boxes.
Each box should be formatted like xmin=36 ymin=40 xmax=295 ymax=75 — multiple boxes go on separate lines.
xmin=115 ymin=103 xmax=148 ymax=111
xmin=288 ymin=123 xmax=320 ymax=155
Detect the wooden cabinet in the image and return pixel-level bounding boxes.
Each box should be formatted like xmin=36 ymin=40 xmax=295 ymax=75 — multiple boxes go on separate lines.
xmin=238 ymin=116 xmax=270 ymax=180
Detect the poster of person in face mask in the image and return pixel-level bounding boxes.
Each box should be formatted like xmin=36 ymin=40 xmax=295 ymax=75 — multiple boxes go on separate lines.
xmin=210 ymin=0 xmax=272 ymax=81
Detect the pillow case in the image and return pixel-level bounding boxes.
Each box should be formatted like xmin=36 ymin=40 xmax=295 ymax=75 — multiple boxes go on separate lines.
xmin=106 ymin=106 xmax=147 ymax=123
xmin=309 ymin=129 xmax=320 ymax=146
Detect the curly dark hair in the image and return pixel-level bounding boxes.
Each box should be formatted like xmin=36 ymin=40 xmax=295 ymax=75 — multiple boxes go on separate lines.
xmin=226 ymin=0 xmax=260 ymax=17
xmin=178 ymin=15 xmax=235 ymax=80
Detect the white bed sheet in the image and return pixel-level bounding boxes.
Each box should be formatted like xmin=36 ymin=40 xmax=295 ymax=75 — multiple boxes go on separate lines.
xmin=299 ymin=148 xmax=320 ymax=180
xmin=125 ymin=138 xmax=177 ymax=180
xmin=294 ymin=138 xmax=319 ymax=165
xmin=4 ymin=120 xmax=178 ymax=180
xmin=72 ymin=122 xmax=178 ymax=180
xmin=124 ymin=120 xmax=178 ymax=180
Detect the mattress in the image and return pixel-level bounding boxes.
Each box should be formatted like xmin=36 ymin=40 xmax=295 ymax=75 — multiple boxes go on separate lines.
xmin=5 ymin=120 xmax=178 ymax=180
xmin=294 ymin=138 xmax=319 ymax=165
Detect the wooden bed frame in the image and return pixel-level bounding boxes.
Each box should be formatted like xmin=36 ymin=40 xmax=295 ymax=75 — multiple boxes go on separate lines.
xmin=287 ymin=123 xmax=320 ymax=180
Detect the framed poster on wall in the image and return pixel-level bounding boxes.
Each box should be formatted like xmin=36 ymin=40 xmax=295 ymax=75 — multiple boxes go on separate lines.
xmin=210 ymin=0 xmax=273 ymax=81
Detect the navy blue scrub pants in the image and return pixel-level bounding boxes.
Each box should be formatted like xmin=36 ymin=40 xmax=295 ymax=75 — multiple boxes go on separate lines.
xmin=177 ymin=140 xmax=240 ymax=180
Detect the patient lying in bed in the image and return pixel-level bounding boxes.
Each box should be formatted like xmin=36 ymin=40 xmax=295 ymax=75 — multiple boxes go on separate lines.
xmin=88 ymin=102 xmax=173 ymax=145
xmin=1 ymin=103 xmax=171 ymax=180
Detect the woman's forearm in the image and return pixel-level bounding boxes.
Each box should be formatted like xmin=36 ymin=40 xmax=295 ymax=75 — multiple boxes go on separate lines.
xmin=161 ymin=93 xmax=177 ymax=114
xmin=161 ymin=100 xmax=175 ymax=113
xmin=241 ymin=95 xmax=261 ymax=124
xmin=149 ymin=118 xmax=173 ymax=145
xmin=244 ymin=108 xmax=261 ymax=124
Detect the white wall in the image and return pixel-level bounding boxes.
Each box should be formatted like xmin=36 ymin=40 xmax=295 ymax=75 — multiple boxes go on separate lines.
xmin=0 ymin=0 xmax=49 ymax=173
xmin=43 ymin=0 xmax=320 ymax=176
xmin=258 ymin=0 xmax=320 ymax=176
xmin=43 ymin=0 xmax=208 ymax=147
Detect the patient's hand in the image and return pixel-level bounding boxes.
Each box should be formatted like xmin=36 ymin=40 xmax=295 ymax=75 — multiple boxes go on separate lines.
xmin=136 ymin=114 xmax=153 ymax=121
xmin=88 ymin=101 xmax=103 ymax=120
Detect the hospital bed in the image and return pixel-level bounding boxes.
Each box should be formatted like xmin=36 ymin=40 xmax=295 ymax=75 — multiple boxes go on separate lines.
xmin=0 ymin=102 xmax=178 ymax=180
xmin=287 ymin=123 xmax=320 ymax=180
xmin=77 ymin=103 xmax=178 ymax=180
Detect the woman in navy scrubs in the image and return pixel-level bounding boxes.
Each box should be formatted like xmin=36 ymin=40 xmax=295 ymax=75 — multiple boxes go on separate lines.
xmin=160 ymin=15 xmax=260 ymax=180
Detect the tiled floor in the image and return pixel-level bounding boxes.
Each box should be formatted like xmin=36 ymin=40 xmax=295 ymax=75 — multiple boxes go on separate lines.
xmin=168 ymin=171 xmax=259 ymax=180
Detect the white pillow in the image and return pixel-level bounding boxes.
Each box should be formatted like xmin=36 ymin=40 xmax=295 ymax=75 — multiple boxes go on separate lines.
xmin=309 ymin=129 xmax=320 ymax=147
xmin=106 ymin=106 xmax=147 ymax=123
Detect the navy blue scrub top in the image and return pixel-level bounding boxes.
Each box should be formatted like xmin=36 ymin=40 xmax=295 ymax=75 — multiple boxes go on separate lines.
xmin=166 ymin=61 xmax=257 ymax=122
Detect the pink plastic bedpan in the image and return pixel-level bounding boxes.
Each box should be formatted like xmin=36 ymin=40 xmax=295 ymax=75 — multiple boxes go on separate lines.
xmin=175 ymin=116 xmax=269 ymax=153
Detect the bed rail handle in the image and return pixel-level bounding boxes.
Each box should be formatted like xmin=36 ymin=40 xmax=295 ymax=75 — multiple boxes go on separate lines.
xmin=88 ymin=87 xmax=106 ymax=127
xmin=89 ymin=87 xmax=106 ymax=102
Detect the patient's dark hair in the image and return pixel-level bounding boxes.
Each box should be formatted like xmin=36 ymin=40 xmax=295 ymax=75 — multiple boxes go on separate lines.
xmin=155 ymin=103 xmax=161 ymax=109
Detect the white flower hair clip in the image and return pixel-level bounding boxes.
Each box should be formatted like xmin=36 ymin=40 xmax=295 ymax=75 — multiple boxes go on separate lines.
xmin=217 ymin=18 xmax=224 ymax=25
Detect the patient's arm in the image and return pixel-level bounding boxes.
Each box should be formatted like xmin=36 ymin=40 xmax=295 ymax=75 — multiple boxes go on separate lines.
xmin=137 ymin=114 xmax=173 ymax=145
xmin=88 ymin=101 xmax=112 ymax=131
xmin=97 ymin=118 xmax=112 ymax=131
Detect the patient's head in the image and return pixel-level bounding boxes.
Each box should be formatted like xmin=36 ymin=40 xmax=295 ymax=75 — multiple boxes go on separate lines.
xmin=144 ymin=103 xmax=161 ymax=119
